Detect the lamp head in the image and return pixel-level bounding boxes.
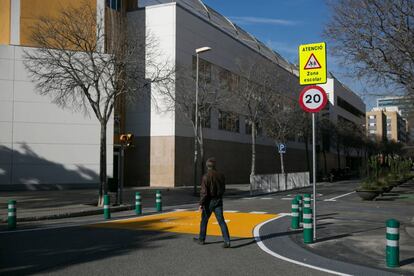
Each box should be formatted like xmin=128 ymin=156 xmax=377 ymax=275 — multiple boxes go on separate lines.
xmin=195 ymin=47 xmax=212 ymax=54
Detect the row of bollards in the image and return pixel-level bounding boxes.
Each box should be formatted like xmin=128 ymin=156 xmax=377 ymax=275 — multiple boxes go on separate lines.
xmin=6 ymin=190 xmax=163 ymax=230
xmin=291 ymin=194 xmax=400 ymax=268
xmin=103 ymin=190 xmax=162 ymax=219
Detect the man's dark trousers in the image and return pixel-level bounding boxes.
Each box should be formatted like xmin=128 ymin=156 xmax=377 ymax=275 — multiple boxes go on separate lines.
xmin=199 ymin=198 xmax=230 ymax=243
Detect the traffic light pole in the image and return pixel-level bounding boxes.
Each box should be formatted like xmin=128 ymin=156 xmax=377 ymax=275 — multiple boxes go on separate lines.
xmin=118 ymin=145 xmax=124 ymax=205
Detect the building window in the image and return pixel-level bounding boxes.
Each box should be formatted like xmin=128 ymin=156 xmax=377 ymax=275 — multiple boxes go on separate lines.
xmin=369 ymin=115 xmax=376 ymax=119
xmin=192 ymin=104 xmax=211 ymax=129
xmin=192 ymin=56 xmax=211 ymax=84
xmin=106 ymin=0 xmax=121 ymax=11
xmin=219 ymin=111 xmax=239 ymax=132
xmin=245 ymin=120 xmax=262 ymax=135
xmin=219 ymin=69 xmax=240 ymax=92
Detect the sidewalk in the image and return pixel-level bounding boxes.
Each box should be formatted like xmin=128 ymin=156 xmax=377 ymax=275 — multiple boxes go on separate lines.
xmin=0 ymin=184 xmax=251 ymax=223
xmin=291 ymin=179 xmax=414 ymax=275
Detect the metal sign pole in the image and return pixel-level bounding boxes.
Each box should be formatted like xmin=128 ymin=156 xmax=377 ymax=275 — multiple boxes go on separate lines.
xmin=312 ymin=113 xmax=317 ymax=241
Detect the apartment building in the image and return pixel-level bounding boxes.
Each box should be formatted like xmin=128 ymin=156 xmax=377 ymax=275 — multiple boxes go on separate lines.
xmin=377 ymin=96 xmax=414 ymax=142
xmin=367 ymin=107 xmax=407 ymax=143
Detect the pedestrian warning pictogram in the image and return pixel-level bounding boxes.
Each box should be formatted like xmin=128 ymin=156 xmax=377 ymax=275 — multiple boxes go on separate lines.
xmin=304 ymin=53 xmax=321 ymax=70
xmin=299 ymin=42 xmax=327 ymax=85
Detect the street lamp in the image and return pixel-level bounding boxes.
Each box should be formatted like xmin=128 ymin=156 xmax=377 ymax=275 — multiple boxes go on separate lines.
xmin=194 ymin=46 xmax=211 ymax=196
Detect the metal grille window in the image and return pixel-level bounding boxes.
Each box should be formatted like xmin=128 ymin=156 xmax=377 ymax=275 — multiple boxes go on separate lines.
xmin=192 ymin=56 xmax=212 ymax=84
xmin=219 ymin=111 xmax=240 ymax=132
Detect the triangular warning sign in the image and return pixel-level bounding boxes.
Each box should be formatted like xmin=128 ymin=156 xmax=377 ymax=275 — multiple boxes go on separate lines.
xmin=304 ymin=53 xmax=321 ymax=70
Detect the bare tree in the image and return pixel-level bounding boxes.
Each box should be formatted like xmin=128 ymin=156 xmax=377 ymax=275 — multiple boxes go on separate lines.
xmin=234 ymin=60 xmax=277 ymax=178
xmin=325 ymin=0 xmax=414 ymax=95
xmin=158 ymin=62 xmax=227 ymax=190
xmin=262 ymin=94 xmax=298 ymax=174
xmin=23 ymin=2 xmax=173 ymax=205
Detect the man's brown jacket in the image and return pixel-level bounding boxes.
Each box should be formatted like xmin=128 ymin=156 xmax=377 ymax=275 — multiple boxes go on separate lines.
xmin=199 ymin=169 xmax=225 ymax=206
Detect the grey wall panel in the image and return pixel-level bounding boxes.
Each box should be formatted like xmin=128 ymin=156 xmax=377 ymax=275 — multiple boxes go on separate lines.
xmin=0 ymin=143 xmax=12 ymax=164
xmin=0 ymin=45 xmax=14 ymax=59
xmin=13 ymin=102 xmax=96 ymax=124
xmin=13 ymin=123 xmax=101 ymax=144
xmin=0 ymin=59 xmax=14 ymax=80
xmin=12 ymin=144 xmax=100 ymax=165
xmin=0 ymin=101 xmax=13 ymax=122
xmin=13 ymin=80 xmax=50 ymax=103
xmin=11 ymin=164 xmax=99 ymax=184
xmin=0 ymin=123 xmax=12 ymax=143
xmin=0 ymin=80 xmax=13 ymax=101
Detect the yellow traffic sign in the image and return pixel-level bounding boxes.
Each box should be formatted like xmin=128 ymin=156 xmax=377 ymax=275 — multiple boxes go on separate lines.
xmin=299 ymin=42 xmax=327 ymax=85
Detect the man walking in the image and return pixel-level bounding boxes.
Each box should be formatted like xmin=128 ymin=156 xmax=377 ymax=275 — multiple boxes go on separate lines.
xmin=193 ymin=157 xmax=231 ymax=248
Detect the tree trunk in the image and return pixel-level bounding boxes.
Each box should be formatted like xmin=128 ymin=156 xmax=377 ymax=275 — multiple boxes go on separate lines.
xmin=336 ymin=138 xmax=341 ymax=169
xmin=98 ymin=121 xmax=107 ymax=207
xmin=251 ymin=122 xmax=256 ymax=176
xmin=322 ymin=149 xmax=327 ymax=175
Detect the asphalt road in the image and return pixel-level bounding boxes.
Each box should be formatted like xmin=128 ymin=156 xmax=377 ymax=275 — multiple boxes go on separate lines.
xmin=1 ymin=180 xmax=412 ymax=275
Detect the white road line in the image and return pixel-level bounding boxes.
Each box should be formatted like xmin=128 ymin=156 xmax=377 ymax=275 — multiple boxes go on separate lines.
xmin=224 ymin=210 xmax=239 ymax=213
xmin=249 ymin=211 xmax=267 ymax=214
xmin=173 ymin=209 xmax=189 ymax=212
xmin=253 ymin=215 xmax=352 ymax=276
xmin=281 ymin=197 xmax=294 ymax=200
xmin=260 ymin=198 xmax=273 ymax=200
xmin=324 ymin=191 xmax=356 ymax=202
xmin=242 ymin=197 xmax=254 ymax=200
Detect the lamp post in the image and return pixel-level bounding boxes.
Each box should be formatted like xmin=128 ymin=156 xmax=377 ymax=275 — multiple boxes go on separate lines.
xmin=194 ymin=46 xmax=211 ymax=196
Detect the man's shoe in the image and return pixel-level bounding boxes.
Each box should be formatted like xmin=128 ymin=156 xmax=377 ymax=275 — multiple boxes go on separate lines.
xmin=222 ymin=242 xmax=231 ymax=248
xmin=193 ymin=237 xmax=205 ymax=245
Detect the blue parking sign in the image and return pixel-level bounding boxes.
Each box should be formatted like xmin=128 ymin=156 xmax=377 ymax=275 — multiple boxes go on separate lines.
xmin=279 ymin=143 xmax=286 ymax=154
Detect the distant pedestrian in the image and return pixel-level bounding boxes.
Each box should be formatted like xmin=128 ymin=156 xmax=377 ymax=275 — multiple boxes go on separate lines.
xmin=193 ymin=157 xmax=231 ymax=248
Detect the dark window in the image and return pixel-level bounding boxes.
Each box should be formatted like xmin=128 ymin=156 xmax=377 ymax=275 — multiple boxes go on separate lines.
xmin=192 ymin=56 xmax=211 ymax=84
xmin=106 ymin=0 xmax=121 ymax=11
xmin=219 ymin=111 xmax=239 ymax=133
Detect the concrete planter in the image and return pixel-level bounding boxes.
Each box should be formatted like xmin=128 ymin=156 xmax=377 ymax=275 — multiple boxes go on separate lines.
xmin=356 ymin=190 xmax=381 ymax=200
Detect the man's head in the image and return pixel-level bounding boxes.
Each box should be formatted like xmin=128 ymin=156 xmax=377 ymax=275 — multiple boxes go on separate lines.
xmin=206 ymin=157 xmax=216 ymax=170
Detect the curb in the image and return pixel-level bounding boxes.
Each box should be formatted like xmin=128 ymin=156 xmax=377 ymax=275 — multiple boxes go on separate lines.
xmin=0 ymin=204 xmax=135 ymax=223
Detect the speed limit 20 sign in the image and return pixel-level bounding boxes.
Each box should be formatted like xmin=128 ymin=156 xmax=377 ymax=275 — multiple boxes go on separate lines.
xmin=299 ymin=86 xmax=328 ymax=113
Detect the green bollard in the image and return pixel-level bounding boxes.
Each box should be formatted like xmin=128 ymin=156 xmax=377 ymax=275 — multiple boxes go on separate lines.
xmin=303 ymin=194 xmax=311 ymax=209
xmin=8 ymin=200 xmax=16 ymax=230
xmin=135 ymin=192 xmax=142 ymax=215
xmin=303 ymin=207 xmax=313 ymax=244
xmin=104 ymin=195 xmax=111 ymax=219
xmin=156 ymin=190 xmax=162 ymax=212
xmin=386 ymin=219 xmax=400 ymax=268
xmin=296 ymin=195 xmax=303 ymax=227
xmin=291 ymin=198 xmax=299 ymax=229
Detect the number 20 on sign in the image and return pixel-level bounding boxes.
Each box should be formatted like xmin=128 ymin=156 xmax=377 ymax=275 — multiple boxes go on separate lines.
xmin=299 ymin=86 xmax=327 ymax=113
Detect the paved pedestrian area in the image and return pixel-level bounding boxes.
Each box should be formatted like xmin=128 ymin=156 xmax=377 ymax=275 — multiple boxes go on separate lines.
xmin=91 ymin=210 xmax=279 ymax=238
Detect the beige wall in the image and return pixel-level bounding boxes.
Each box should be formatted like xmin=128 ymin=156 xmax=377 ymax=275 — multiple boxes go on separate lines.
xmin=0 ymin=0 xmax=10 ymax=45
xmin=20 ymin=0 xmax=96 ymax=46
xmin=150 ymin=136 xmax=175 ymax=187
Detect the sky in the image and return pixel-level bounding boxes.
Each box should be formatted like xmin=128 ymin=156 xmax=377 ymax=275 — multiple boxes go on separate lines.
xmin=202 ymin=0 xmax=377 ymax=109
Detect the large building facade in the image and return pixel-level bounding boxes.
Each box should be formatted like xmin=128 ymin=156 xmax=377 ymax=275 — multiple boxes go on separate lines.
xmin=0 ymin=0 xmax=367 ymax=189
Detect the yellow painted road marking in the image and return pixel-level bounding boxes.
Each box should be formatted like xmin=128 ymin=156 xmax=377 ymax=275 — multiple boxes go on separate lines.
xmin=91 ymin=211 xmax=278 ymax=238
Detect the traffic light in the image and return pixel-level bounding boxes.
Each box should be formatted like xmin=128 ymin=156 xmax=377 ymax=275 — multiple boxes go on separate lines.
xmin=126 ymin=133 xmax=134 ymax=147
xmin=119 ymin=133 xmax=134 ymax=147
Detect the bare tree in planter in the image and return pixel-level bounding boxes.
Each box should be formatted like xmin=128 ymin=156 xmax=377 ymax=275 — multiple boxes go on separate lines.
xmin=233 ymin=60 xmax=277 ymax=180
xmin=158 ymin=62 xmax=228 ymax=189
xmin=262 ymin=95 xmax=299 ymax=174
xmin=23 ymin=3 xmax=173 ymax=206
xmin=325 ymin=0 xmax=414 ymax=95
